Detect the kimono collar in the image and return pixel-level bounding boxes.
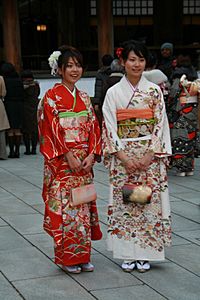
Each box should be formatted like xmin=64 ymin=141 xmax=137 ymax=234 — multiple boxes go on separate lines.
xmin=62 ymin=83 xmax=76 ymax=98
xmin=119 ymin=75 xmax=148 ymax=107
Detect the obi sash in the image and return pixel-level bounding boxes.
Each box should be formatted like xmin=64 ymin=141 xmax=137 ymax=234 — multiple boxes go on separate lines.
xmin=117 ymin=108 xmax=154 ymax=121
xmin=58 ymin=110 xmax=89 ymax=143
xmin=58 ymin=110 xmax=88 ymax=118
xmin=116 ymin=108 xmax=155 ymax=139
xmin=179 ymin=95 xmax=198 ymax=105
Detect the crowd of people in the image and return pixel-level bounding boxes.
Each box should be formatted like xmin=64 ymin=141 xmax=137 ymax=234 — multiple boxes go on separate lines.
xmin=0 ymin=40 xmax=199 ymax=275
xmin=0 ymin=62 xmax=40 ymax=159
xmin=93 ymin=41 xmax=200 ymax=177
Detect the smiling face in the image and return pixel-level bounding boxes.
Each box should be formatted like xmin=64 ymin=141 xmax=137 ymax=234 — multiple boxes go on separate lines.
xmin=123 ymin=50 xmax=146 ymax=84
xmin=58 ymin=57 xmax=83 ymax=90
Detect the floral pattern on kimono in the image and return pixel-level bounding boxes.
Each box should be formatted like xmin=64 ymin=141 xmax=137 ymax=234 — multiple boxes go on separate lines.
xmin=38 ymin=83 xmax=102 ymax=266
xmin=168 ymin=78 xmax=200 ymax=172
xmin=102 ymin=75 xmax=172 ymax=260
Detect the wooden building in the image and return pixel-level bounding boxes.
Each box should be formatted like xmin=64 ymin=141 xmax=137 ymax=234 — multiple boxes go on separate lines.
xmin=0 ymin=0 xmax=200 ymax=72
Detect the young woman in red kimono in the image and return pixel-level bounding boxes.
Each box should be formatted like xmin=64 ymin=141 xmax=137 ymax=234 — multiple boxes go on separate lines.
xmin=38 ymin=46 xmax=102 ymax=274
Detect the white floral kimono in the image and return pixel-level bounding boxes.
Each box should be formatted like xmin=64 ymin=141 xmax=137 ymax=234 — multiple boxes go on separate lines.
xmin=102 ymin=75 xmax=172 ymax=261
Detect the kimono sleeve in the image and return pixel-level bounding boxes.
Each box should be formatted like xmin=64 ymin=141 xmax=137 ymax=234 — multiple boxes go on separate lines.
xmin=38 ymin=89 xmax=70 ymax=160
xmin=87 ymin=101 xmax=101 ymax=155
xmin=102 ymin=90 xmax=124 ymax=156
xmin=149 ymin=87 xmax=172 ymax=157
xmin=0 ymin=76 xmax=6 ymax=98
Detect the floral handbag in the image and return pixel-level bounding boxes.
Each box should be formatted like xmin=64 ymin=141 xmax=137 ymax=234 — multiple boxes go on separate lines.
xmin=71 ymin=183 xmax=97 ymax=207
xmin=122 ymin=181 xmax=152 ymax=205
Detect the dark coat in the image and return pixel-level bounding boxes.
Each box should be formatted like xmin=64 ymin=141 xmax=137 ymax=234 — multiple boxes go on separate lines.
xmin=93 ymin=66 xmax=112 ymax=106
xmin=4 ymin=77 xmax=24 ymax=129
xmin=22 ymin=80 xmax=40 ymax=134
xmin=94 ymin=72 xmax=123 ymax=130
xmin=171 ymin=66 xmax=198 ymax=81
xmin=157 ymin=57 xmax=175 ymax=80
xmin=102 ymin=72 xmax=124 ymax=102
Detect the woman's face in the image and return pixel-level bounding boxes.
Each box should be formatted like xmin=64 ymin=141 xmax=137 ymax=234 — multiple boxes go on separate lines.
xmin=123 ymin=50 xmax=146 ymax=81
xmin=59 ymin=57 xmax=83 ymax=88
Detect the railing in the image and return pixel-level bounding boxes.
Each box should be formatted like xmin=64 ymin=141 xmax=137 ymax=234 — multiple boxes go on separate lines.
xmin=22 ymin=55 xmax=49 ymax=71
xmin=22 ymin=50 xmax=99 ymax=72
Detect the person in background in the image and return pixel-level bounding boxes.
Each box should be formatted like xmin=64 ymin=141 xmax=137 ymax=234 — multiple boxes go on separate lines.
xmin=93 ymin=54 xmax=113 ymax=162
xmin=197 ymin=79 xmax=200 ymax=158
xmin=21 ymin=70 xmax=40 ymax=155
xmin=157 ymin=42 xmax=176 ymax=81
xmin=0 ymin=75 xmax=10 ymax=159
xmin=168 ymin=54 xmax=199 ymax=176
xmin=102 ymin=40 xmax=172 ymax=273
xmin=93 ymin=54 xmax=113 ymax=114
xmin=38 ymin=45 xmax=102 ymax=274
xmin=102 ymin=58 xmax=124 ymax=102
xmin=145 ymin=51 xmax=158 ymax=71
xmin=96 ymin=58 xmax=125 ymax=136
xmin=144 ymin=51 xmax=170 ymax=111
xmin=171 ymin=54 xmax=197 ymax=83
xmin=0 ymin=63 xmax=24 ymax=158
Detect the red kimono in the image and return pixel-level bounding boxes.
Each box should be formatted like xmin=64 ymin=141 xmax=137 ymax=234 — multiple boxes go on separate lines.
xmin=38 ymin=83 xmax=102 ymax=266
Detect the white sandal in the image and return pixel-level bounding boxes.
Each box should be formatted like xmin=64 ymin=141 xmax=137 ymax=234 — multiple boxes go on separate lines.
xmin=62 ymin=265 xmax=81 ymax=274
xmin=121 ymin=261 xmax=135 ymax=272
xmin=176 ymin=172 xmax=186 ymax=177
xmin=136 ymin=261 xmax=150 ymax=273
xmin=186 ymin=171 xmax=194 ymax=176
xmin=80 ymin=262 xmax=94 ymax=272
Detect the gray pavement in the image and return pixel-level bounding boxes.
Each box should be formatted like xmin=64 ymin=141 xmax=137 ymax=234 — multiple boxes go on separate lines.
xmin=0 ymin=147 xmax=200 ymax=300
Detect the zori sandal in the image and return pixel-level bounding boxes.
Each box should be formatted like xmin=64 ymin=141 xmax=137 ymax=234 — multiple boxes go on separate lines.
xmin=80 ymin=262 xmax=94 ymax=272
xmin=136 ymin=261 xmax=150 ymax=273
xmin=121 ymin=261 xmax=135 ymax=272
xmin=62 ymin=265 xmax=81 ymax=274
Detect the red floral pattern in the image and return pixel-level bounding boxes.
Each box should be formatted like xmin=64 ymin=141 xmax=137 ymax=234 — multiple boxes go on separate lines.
xmin=38 ymin=83 xmax=102 ymax=266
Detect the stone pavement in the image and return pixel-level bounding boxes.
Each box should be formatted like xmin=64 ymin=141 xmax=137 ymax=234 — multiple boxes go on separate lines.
xmin=0 ymin=147 xmax=200 ymax=300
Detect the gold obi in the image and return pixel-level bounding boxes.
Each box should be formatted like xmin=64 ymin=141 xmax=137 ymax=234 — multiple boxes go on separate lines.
xmin=117 ymin=118 xmax=155 ymax=139
xmin=116 ymin=108 xmax=155 ymax=139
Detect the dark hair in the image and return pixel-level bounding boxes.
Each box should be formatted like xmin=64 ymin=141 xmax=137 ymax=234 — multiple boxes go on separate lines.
xmin=101 ymin=54 xmax=113 ymax=66
xmin=21 ymin=69 xmax=34 ymax=79
xmin=177 ymin=54 xmax=192 ymax=68
xmin=0 ymin=62 xmax=19 ymax=78
xmin=121 ymin=40 xmax=149 ymax=63
xmin=146 ymin=51 xmax=158 ymax=69
xmin=57 ymin=45 xmax=83 ymax=70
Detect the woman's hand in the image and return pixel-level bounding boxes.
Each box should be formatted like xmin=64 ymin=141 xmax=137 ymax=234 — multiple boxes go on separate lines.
xmin=82 ymin=154 xmax=94 ymax=173
xmin=123 ymin=157 xmax=140 ymax=174
xmin=115 ymin=150 xmax=140 ymax=174
xmin=64 ymin=151 xmax=82 ymax=173
xmin=138 ymin=151 xmax=154 ymax=171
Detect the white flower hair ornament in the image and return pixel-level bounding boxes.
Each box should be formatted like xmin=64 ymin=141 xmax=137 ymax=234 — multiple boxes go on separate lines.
xmin=48 ymin=51 xmax=61 ymax=75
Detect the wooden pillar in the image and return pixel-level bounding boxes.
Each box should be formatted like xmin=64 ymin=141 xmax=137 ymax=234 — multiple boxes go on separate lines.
xmin=74 ymin=0 xmax=90 ymax=48
xmin=2 ymin=0 xmax=22 ymax=72
xmin=97 ymin=0 xmax=114 ymax=66
xmin=57 ymin=0 xmax=76 ymax=47
xmin=153 ymin=0 xmax=183 ymax=46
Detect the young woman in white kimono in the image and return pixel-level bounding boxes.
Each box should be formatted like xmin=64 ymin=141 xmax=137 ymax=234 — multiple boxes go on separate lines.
xmin=102 ymin=40 xmax=172 ymax=273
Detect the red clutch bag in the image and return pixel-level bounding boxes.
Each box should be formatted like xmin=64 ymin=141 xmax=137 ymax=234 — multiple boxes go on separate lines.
xmin=71 ymin=183 xmax=97 ymax=207
xmin=122 ymin=182 xmax=152 ymax=205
